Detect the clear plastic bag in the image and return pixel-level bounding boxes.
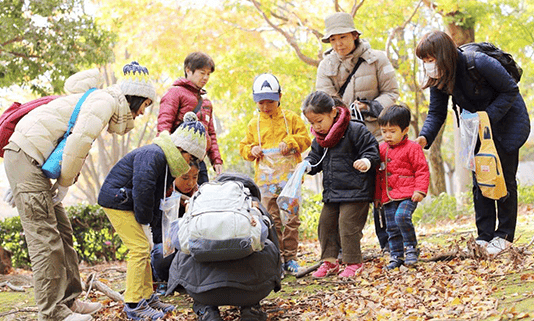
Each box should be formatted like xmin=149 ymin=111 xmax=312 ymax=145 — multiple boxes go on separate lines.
xmin=459 ymin=110 xmax=480 ymax=171
xmin=276 ymin=161 xmax=307 ymax=226
xmin=159 ymin=191 xmax=182 ymax=258
xmin=257 ymin=148 xmax=298 ymax=198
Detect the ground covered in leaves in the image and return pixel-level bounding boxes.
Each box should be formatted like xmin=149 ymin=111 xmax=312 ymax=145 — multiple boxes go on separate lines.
xmin=1 ymin=205 xmax=533 ymax=320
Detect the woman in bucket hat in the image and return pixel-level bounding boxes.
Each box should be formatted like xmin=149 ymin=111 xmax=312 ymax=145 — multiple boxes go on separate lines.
xmin=316 ymin=12 xmax=400 ymax=255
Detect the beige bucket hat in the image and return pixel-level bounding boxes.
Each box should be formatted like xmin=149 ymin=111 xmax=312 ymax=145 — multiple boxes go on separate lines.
xmin=321 ymin=12 xmax=361 ymax=43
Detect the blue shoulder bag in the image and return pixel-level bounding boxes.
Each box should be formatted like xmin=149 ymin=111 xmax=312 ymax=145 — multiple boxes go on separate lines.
xmin=42 ymin=88 xmax=96 ymax=179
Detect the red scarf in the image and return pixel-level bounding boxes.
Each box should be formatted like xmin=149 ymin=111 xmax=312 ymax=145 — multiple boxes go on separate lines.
xmin=311 ymin=106 xmax=351 ymax=148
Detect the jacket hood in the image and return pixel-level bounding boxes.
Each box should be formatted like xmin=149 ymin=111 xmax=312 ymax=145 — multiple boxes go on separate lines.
xmin=64 ymin=69 xmax=104 ymax=94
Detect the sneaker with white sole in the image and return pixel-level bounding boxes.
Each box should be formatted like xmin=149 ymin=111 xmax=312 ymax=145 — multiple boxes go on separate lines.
xmin=284 ymin=259 xmax=300 ymax=274
xmin=123 ymin=299 xmax=165 ymax=320
xmin=486 ymin=237 xmax=512 ymax=255
xmin=312 ymin=261 xmax=340 ymax=278
xmin=70 ymin=300 xmax=102 ymax=315
xmin=63 ymin=313 xmax=93 ymax=321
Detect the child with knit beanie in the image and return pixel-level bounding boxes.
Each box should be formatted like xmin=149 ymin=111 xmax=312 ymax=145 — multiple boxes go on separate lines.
xmin=98 ymin=112 xmax=207 ymax=321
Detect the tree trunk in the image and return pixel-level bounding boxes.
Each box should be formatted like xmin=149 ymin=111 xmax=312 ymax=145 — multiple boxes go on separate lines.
xmin=0 ymin=247 xmax=12 ymax=274
xmin=446 ymin=13 xmax=475 ymax=203
xmin=428 ymin=125 xmax=447 ymax=195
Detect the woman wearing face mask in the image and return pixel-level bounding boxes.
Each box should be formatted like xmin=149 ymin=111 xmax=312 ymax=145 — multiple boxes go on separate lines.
xmin=316 ymin=11 xmax=400 ymax=254
xmin=415 ymin=30 xmax=530 ymax=256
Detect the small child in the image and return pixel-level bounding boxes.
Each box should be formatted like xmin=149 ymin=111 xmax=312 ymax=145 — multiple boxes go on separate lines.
xmin=98 ymin=112 xmax=207 ymax=320
xmin=151 ymin=161 xmax=200 ymax=295
xmin=374 ymin=105 xmax=430 ymax=269
xmin=302 ymin=91 xmax=380 ymax=278
xmin=158 ymin=52 xmax=223 ymax=185
xmin=239 ymin=73 xmax=311 ymax=274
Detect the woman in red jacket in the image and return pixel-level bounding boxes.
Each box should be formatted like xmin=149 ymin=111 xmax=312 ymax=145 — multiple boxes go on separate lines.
xmin=374 ymin=105 xmax=430 ymax=270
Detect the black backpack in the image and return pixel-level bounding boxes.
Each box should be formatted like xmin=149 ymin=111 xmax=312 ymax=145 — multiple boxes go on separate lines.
xmin=459 ymin=42 xmax=523 ymax=94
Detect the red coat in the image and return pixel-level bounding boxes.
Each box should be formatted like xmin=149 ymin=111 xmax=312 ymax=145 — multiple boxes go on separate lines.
xmin=375 ymin=137 xmax=429 ymax=204
xmin=157 ymin=78 xmax=222 ymax=166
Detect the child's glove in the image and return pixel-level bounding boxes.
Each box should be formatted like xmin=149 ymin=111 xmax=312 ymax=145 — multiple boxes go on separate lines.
xmin=3 ymin=188 xmax=15 ymax=208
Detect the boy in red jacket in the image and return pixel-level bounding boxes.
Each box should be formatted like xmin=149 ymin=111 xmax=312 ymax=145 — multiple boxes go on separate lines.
xmin=374 ymin=105 xmax=429 ymax=270
xmin=157 ymin=52 xmax=223 ymax=185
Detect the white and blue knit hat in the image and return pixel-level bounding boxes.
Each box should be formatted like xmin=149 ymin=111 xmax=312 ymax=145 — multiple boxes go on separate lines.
xmin=170 ymin=112 xmax=207 ymax=160
xmin=120 ymin=61 xmax=157 ymax=106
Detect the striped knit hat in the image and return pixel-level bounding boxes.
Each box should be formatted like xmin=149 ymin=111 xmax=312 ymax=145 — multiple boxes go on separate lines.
xmin=120 ymin=61 xmax=157 ymax=106
xmin=170 ymin=112 xmax=207 ymax=160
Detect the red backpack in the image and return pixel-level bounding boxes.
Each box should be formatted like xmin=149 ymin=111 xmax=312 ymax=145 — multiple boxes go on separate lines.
xmin=0 ymin=96 xmax=60 ymax=157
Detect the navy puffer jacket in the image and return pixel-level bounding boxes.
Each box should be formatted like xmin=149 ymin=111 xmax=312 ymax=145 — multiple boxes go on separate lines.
xmin=98 ymin=144 xmax=174 ymax=243
xmin=420 ymin=49 xmax=530 ymax=153
xmin=305 ymin=121 xmax=380 ymax=203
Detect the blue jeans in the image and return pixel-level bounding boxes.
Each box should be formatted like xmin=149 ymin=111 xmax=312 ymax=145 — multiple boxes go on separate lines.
xmin=384 ymin=200 xmax=418 ymax=259
xmin=151 ymin=243 xmax=176 ymax=282
xmin=197 ymin=160 xmax=209 ymax=186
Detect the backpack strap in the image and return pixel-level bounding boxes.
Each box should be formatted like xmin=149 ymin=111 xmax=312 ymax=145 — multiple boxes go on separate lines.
xmin=464 ymin=51 xmax=483 ymax=95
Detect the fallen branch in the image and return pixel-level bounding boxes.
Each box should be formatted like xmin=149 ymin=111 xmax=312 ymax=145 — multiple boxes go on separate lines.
xmin=0 ymin=307 xmax=38 ymax=318
xmin=91 ymin=280 xmax=124 ymax=303
xmin=295 ymin=262 xmax=321 ymax=278
xmin=0 ymin=281 xmax=25 ymax=292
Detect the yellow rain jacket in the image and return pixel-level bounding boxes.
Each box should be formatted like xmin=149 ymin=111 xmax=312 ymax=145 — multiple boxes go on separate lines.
xmin=239 ymin=107 xmax=311 ymax=185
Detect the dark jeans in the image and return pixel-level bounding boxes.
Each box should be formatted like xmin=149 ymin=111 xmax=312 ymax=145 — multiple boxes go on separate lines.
xmin=474 ymin=143 xmax=519 ymax=242
xmin=151 ymin=243 xmax=176 ymax=282
xmin=197 ymin=160 xmax=209 ymax=186
xmin=384 ymin=200 xmax=418 ymax=259
xmin=373 ymin=205 xmax=389 ymax=249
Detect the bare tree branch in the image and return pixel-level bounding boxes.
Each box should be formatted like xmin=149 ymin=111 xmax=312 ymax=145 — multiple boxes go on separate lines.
xmin=385 ymin=0 xmax=423 ymax=60
xmin=249 ymin=0 xmax=320 ymax=67
xmin=350 ymin=0 xmax=366 ymax=17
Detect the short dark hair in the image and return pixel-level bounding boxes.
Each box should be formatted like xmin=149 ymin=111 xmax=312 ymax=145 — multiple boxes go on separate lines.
xmin=378 ymin=104 xmax=411 ymax=130
xmin=184 ymin=52 xmax=215 ymax=77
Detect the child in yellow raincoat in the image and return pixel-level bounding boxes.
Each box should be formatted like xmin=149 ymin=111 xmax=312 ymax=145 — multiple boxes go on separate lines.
xmin=239 ymin=73 xmax=311 ymax=275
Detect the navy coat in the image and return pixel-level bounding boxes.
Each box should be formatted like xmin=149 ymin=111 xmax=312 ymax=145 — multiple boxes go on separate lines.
xmin=98 ymin=144 xmax=174 ymax=243
xmin=420 ymin=49 xmax=530 ymax=153
xmin=305 ymin=121 xmax=380 ymax=203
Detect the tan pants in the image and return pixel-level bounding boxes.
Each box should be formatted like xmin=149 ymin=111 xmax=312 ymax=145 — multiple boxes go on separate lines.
xmin=262 ymin=196 xmax=300 ymax=262
xmin=4 ymin=143 xmax=81 ymax=321
xmin=103 ymin=208 xmax=153 ymax=303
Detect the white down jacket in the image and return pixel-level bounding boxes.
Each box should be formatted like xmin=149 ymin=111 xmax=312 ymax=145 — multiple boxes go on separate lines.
xmin=316 ymin=39 xmax=399 ymax=109
xmin=10 ymin=69 xmax=135 ymax=187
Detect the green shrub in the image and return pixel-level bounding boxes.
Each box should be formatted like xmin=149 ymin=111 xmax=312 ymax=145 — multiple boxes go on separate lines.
xmin=518 ymin=184 xmax=534 ymax=205
xmin=299 ymin=191 xmax=322 ymax=241
xmin=0 ymin=204 xmax=127 ymax=269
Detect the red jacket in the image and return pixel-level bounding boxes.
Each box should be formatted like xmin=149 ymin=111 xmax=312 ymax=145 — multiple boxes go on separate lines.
xmin=375 ymin=137 xmax=429 ymax=204
xmin=157 ymin=78 xmax=222 ymax=166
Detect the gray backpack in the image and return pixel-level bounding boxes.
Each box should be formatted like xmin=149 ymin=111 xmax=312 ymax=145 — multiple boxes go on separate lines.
xmin=176 ymin=180 xmax=269 ymax=262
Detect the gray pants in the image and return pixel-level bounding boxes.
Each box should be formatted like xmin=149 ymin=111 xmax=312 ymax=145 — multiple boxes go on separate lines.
xmin=4 ymin=143 xmax=81 ymax=321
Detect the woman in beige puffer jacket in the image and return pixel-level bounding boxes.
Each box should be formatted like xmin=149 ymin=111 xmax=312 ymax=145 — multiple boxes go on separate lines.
xmin=316 ymin=12 xmax=400 ymax=255
xmin=3 ymin=62 xmax=155 ymax=321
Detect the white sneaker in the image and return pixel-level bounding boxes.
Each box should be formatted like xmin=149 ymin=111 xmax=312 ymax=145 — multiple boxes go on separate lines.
xmin=63 ymin=313 xmax=93 ymax=321
xmin=70 ymin=300 xmax=102 ymax=314
xmin=486 ymin=237 xmax=512 ymax=255
xmin=475 ymin=240 xmax=489 ymax=247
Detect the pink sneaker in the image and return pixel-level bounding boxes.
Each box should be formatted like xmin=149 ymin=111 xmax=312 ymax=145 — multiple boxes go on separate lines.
xmin=339 ymin=263 xmax=363 ymax=277
xmin=312 ymin=261 xmax=340 ymax=278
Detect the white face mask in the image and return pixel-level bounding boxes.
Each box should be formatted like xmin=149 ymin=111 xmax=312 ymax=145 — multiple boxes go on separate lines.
xmin=424 ymin=62 xmax=440 ymax=79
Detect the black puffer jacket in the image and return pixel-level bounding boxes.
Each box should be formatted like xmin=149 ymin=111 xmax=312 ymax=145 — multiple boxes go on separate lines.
xmin=421 ymin=49 xmax=530 ymax=153
xmin=305 ymin=121 xmax=380 ymax=203
xmin=98 ymin=144 xmax=174 ymax=243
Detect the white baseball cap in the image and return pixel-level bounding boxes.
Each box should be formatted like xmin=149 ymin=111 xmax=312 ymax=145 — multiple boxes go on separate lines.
xmin=252 ymin=73 xmax=281 ymax=102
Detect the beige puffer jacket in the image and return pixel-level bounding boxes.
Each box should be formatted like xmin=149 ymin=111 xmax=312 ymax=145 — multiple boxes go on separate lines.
xmin=10 ymin=69 xmax=135 ymax=187
xmin=316 ymin=39 xmax=399 ymax=109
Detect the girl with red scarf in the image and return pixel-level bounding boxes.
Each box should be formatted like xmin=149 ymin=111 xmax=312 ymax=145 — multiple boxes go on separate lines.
xmin=302 ymin=91 xmax=379 ymax=278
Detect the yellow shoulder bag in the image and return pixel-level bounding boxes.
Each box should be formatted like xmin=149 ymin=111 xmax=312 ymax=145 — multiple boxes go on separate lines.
xmin=474 ymin=111 xmax=507 ymax=200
